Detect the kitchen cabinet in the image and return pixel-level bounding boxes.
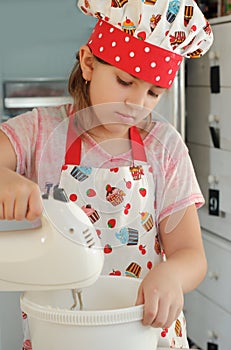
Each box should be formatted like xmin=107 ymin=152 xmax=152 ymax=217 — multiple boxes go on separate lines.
xmin=184 ymin=229 xmax=231 ymax=349
xmin=185 ymin=16 xmax=231 ymax=350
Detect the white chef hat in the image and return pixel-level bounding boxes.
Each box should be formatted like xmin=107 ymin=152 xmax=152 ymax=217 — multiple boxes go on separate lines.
xmin=77 ymin=0 xmax=213 ymax=88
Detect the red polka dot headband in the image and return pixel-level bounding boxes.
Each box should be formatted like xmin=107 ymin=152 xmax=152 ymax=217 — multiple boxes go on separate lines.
xmin=78 ymin=0 xmax=213 ymax=88
xmin=87 ymin=20 xmax=182 ymax=88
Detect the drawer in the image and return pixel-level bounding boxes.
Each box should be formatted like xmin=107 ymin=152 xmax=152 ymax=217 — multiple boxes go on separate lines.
xmin=184 ymin=290 xmax=231 ymax=349
xmin=198 ymin=229 xmax=231 ymax=312
xmin=198 ymin=206 xmax=231 ymax=243
xmin=187 ymin=87 xmax=231 ymax=152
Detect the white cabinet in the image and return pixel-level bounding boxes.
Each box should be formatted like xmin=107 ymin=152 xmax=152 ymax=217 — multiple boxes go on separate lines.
xmin=185 ymin=17 xmax=231 ymax=350
xmin=185 ymin=229 xmax=231 ymax=349
xmin=197 ymin=230 xmax=231 ymax=314
xmin=184 ymin=289 xmax=231 ymax=349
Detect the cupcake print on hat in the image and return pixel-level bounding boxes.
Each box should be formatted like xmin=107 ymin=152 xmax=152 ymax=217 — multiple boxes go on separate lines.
xmin=143 ymin=0 xmax=157 ymax=4
xmin=111 ymin=0 xmax=128 ymax=7
xmin=166 ymin=0 xmax=180 ymax=23
xmin=122 ymin=17 xmax=136 ymax=35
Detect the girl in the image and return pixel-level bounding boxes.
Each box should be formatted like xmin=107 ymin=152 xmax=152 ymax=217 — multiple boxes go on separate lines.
xmin=0 ymin=0 xmax=213 ymax=348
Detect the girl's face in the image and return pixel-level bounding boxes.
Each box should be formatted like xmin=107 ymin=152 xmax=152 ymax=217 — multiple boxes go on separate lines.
xmin=79 ymin=46 xmax=165 ymax=138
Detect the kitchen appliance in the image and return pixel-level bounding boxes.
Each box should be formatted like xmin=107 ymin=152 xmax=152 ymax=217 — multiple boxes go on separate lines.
xmin=1 ymin=78 xmax=72 ymax=121
xmin=0 ymin=193 xmax=104 ymax=291
xmin=0 ymin=193 xmax=160 ymax=350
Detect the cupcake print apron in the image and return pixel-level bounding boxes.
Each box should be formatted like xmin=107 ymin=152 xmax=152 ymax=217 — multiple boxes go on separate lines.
xmin=57 ymin=120 xmax=189 ymax=349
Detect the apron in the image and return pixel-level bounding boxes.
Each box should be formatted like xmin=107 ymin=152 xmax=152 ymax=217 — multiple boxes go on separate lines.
xmin=22 ymin=120 xmax=189 ymax=349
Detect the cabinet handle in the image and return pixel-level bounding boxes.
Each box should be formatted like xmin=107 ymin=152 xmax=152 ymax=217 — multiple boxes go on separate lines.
xmin=208 ymin=271 xmax=219 ymax=281
xmin=208 ymin=330 xmax=219 ymax=341
xmin=208 ymin=175 xmax=219 ymax=185
xmin=208 ymin=114 xmax=220 ymax=124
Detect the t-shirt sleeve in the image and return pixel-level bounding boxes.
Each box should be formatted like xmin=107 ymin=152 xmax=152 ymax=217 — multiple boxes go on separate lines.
xmin=0 ymin=109 xmax=40 ymax=179
xmin=0 ymin=106 xmax=68 ymax=185
xmin=154 ymin=127 xmax=205 ymax=224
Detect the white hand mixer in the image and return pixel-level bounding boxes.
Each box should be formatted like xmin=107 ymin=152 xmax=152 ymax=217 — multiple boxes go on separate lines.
xmin=0 ymin=189 xmax=104 ymax=292
xmin=0 ymin=190 xmax=160 ymax=350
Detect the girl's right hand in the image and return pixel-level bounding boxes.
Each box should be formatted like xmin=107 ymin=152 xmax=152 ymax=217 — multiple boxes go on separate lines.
xmin=0 ymin=167 xmax=43 ymax=221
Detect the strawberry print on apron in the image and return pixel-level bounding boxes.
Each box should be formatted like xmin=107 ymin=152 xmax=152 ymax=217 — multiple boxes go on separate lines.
xmin=57 ymin=118 xmax=189 ymax=348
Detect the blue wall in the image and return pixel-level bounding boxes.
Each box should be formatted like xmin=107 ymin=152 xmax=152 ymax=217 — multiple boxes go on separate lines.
xmin=0 ymin=0 xmax=96 ymax=80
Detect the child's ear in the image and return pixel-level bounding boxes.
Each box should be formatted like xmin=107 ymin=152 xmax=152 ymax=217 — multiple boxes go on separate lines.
xmin=79 ymin=45 xmax=95 ymax=82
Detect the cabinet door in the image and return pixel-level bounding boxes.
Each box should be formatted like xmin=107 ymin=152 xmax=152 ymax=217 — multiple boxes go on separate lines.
xmin=187 ymin=85 xmax=231 ymax=152
xmin=186 ymin=86 xmax=212 ymax=147
xmin=198 ymin=229 xmax=231 ymax=313
xmin=184 ymin=290 xmax=231 ymax=349
xmin=188 ymin=143 xmax=231 ymax=214
xmin=188 ymin=142 xmax=231 ymax=240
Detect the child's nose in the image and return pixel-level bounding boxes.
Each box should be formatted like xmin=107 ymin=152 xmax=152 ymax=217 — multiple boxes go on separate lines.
xmin=124 ymin=90 xmax=145 ymax=108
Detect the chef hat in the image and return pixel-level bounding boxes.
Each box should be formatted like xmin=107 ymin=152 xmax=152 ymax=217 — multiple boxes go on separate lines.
xmin=77 ymin=0 xmax=213 ymax=88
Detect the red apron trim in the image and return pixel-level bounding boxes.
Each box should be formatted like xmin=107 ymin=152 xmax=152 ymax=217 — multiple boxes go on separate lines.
xmin=65 ymin=119 xmax=147 ymax=165
xmin=65 ymin=117 xmax=81 ymax=165
xmin=129 ymin=126 xmax=147 ymax=162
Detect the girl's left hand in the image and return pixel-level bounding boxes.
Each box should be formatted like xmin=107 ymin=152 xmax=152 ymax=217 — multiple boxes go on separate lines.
xmin=135 ymin=262 xmax=184 ymax=328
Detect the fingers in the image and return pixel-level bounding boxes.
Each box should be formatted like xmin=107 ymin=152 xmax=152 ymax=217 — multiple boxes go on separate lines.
xmin=14 ymin=199 xmax=29 ymax=220
xmin=141 ymin=289 xmax=183 ymax=329
xmin=26 ymin=187 xmax=43 ymax=221
xmin=0 ymin=202 xmax=3 ymax=220
xmin=1 ymin=192 xmax=16 ymax=220
xmin=0 ymin=179 xmax=42 ymax=221
xmin=142 ymin=288 xmax=159 ymax=326
xmin=150 ymin=299 xmax=179 ymax=328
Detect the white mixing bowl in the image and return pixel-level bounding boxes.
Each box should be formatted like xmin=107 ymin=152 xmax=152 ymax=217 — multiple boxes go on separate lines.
xmin=20 ymin=276 xmax=159 ymax=350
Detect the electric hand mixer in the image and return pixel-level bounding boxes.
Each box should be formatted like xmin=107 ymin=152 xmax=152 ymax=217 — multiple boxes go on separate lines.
xmin=0 ymin=190 xmax=104 ymax=292
xmin=0 ymin=190 xmax=159 ymax=350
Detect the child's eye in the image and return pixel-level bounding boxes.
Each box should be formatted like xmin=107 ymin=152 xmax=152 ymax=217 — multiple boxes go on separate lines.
xmin=148 ymin=90 xmax=159 ymax=98
xmin=116 ymin=76 xmax=132 ymax=86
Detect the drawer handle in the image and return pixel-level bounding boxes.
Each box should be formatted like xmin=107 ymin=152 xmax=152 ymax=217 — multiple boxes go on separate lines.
xmin=208 ymin=330 xmax=218 ymax=341
xmin=208 ymin=271 xmax=219 ymax=281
